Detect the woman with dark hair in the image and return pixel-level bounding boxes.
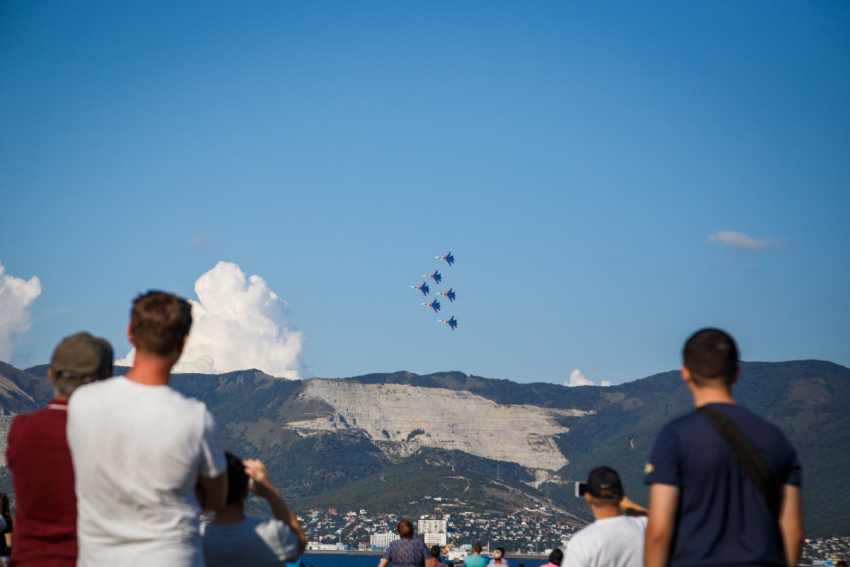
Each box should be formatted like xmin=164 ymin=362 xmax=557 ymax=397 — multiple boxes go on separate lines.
xmin=377 ymin=520 xmax=430 ymax=567
xmin=540 ymin=548 xmax=563 ymax=567
xmin=425 ymin=545 xmax=447 ymax=567
xmin=0 ymin=493 xmax=12 ymax=563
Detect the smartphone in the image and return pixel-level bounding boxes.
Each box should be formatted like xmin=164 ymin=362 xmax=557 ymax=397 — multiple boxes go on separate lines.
xmin=575 ymin=481 xmax=588 ymax=497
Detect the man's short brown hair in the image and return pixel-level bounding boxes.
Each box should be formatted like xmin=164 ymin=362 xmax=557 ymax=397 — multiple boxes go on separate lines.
xmin=130 ymin=291 xmax=192 ymax=356
xmin=683 ymin=328 xmax=739 ymax=386
xmin=396 ymin=519 xmax=413 ymax=538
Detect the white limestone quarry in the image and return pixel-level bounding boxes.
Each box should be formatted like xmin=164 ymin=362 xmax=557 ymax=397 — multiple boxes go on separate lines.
xmin=0 ymin=415 xmax=15 ymax=467
xmin=284 ymin=379 xmax=592 ymax=472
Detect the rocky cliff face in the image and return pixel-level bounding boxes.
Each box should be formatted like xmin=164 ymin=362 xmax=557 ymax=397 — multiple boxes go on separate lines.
xmin=0 ymin=364 xmax=49 ymax=467
xmin=0 ymin=416 xmax=15 ymax=467
xmin=284 ymin=379 xmax=591 ymax=472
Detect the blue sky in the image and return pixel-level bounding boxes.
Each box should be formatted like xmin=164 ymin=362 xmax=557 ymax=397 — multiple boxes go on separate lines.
xmin=1 ymin=1 xmax=848 ymax=385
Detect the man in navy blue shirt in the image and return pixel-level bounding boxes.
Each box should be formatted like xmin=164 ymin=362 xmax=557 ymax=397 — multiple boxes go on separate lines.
xmin=644 ymin=328 xmax=803 ymax=567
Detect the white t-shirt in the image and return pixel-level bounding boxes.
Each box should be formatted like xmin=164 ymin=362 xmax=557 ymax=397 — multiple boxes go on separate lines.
xmin=562 ymin=515 xmax=647 ymax=567
xmin=201 ymin=517 xmax=300 ymax=567
xmin=67 ymin=376 xmax=227 ymax=567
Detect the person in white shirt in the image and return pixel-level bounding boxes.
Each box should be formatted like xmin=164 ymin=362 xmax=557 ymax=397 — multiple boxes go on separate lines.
xmin=202 ymin=453 xmax=306 ymax=566
xmin=562 ymin=466 xmax=648 ymax=567
xmin=67 ymin=291 xmax=228 ymax=567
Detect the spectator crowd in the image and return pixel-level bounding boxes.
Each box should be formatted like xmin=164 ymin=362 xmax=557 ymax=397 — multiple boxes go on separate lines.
xmin=6 ymin=291 xmax=306 ymax=567
xmin=2 ymin=289 xmax=811 ymax=567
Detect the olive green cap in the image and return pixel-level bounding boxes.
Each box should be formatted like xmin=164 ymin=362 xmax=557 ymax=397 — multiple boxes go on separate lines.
xmin=50 ymin=332 xmax=114 ymax=381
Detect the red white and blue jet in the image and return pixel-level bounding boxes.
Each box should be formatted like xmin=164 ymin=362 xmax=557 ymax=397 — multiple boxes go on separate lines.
xmin=436 ymin=252 xmax=455 ymax=266
xmin=436 ymin=288 xmax=456 ymax=302
xmin=438 ymin=315 xmax=458 ymax=330
xmin=422 ymin=298 xmax=441 ymax=313
xmin=423 ymin=270 xmax=442 ymax=285
xmin=410 ymin=281 xmax=430 ymax=296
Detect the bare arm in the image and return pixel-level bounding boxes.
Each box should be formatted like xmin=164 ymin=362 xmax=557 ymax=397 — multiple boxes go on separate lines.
xmin=197 ymin=471 xmax=228 ymax=513
xmin=645 ymin=483 xmax=679 ymax=567
xmin=244 ymin=459 xmax=308 ymax=555
xmin=4 ymin=532 xmax=10 ymax=550
xmin=378 ymin=560 xmax=390 ymax=567
xmin=778 ymin=484 xmax=803 ymax=567
xmin=620 ymin=494 xmax=649 ymax=517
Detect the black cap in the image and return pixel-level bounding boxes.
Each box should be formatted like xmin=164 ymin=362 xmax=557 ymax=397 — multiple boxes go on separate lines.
xmin=586 ymin=466 xmax=623 ymax=499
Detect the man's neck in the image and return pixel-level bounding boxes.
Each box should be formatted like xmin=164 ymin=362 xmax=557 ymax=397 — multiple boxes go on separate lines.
xmin=125 ymin=351 xmax=175 ymax=387
xmin=592 ymin=505 xmax=622 ymax=521
xmin=690 ymin=385 xmax=736 ymax=407
xmin=211 ymin=503 xmax=247 ymax=525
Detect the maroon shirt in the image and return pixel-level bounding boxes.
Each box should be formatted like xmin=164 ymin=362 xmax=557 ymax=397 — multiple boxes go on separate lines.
xmin=6 ymin=399 xmax=77 ymax=567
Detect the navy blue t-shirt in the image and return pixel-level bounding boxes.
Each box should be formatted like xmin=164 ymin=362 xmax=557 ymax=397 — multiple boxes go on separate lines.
xmin=645 ymin=403 xmax=802 ymax=567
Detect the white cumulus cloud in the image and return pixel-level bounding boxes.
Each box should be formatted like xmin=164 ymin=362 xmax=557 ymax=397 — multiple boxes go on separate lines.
xmin=564 ymin=368 xmax=611 ymax=388
xmin=117 ymin=261 xmax=305 ymax=378
xmin=564 ymin=369 xmax=611 ymax=388
xmin=707 ymin=231 xmax=769 ymax=251
xmin=565 ymin=369 xmax=594 ymax=387
xmin=0 ymin=261 xmax=42 ymax=363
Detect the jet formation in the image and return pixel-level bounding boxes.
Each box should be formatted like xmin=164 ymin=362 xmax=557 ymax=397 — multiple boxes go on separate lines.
xmin=411 ymin=252 xmax=457 ymax=330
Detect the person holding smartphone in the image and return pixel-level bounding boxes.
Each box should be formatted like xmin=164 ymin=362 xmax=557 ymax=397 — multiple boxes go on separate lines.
xmin=561 ymin=466 xmax=648 ymax=567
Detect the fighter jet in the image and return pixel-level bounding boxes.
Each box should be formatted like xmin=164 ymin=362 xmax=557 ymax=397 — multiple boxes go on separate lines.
xmin=436 ymin=252 xmax=455 ymax=266
xmin=437 ymin=315 xmax=458 ymax=330
xmin=422 ymin=298 xmax=441 ymax=313
xmin=423 ymin=270 xmax=442 ymax=285
xmin=411 ymin=282 xmax=430 ymax=296
xmin=436 ymin=288 xmax=456 ymax=302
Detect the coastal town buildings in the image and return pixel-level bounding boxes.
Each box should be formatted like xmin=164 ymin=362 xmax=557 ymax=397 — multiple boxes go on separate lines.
xmin=418 ymin=518 xmax=449 ymax=546
xmin=370 ymin=531 xmax=400 ymax=549
xmin=295 ymin=505 xmax=850 ymax=564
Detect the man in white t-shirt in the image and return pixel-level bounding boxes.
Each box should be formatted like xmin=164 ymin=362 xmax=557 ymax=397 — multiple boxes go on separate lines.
xmin=67 ymin=291 xmax=228 ymax=567
xmin=202 ymin=452 xmax=306 ymax=566
xmin=562 ymin=466 xmax=648 ymax=567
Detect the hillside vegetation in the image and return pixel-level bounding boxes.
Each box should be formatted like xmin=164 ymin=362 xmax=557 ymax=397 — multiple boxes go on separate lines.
xmin=5 ymin=359 xmax=849 ymax=537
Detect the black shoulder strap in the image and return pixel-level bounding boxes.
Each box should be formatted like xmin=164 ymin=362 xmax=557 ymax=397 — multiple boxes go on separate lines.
xmin=696 ymin=406 xmax=782 ymax=519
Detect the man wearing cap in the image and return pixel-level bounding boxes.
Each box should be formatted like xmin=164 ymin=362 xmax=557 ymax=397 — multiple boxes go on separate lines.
xmin=644 ymin=329 xmax=803 ymax=567
xmin=6 ymin=332 xmax=114 ymax=567
xmin=67 ymin=291 xmax=227 ymax=567
xmin=561 ymin=466 xmax=648 ymax=567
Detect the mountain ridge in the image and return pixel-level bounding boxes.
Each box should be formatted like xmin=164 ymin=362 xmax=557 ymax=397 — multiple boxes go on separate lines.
xmin=5 ymin=359 xmax=849 ymax=537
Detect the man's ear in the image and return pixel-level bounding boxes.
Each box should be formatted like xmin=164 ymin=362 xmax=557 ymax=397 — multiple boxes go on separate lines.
xmin=732 ymin=368 xmax=740 ymax=385
xmin=126 ymin=323 xmax=135 ymax=347
xmin=680 ymin=365 xmax=692 ymax=384
xmin=584 ymin=492 xmax=593 ymax=506
xmin=173 ymin=334 xmax=188 ymax=360
xmin=47 ymin=368 xmax=55 ymax=384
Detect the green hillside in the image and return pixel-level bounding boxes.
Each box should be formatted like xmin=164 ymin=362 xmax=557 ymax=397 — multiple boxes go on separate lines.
xmin=9 ymin=359 xmax=850 ymax=537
